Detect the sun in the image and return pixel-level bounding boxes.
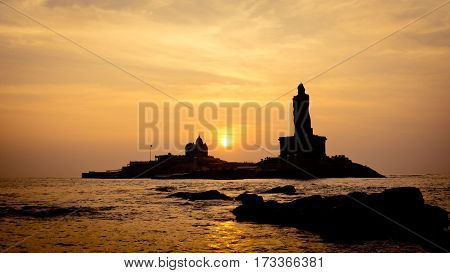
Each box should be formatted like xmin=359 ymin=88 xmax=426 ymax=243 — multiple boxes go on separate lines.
xmin=220 ymin=135 xmax=232 ymax=148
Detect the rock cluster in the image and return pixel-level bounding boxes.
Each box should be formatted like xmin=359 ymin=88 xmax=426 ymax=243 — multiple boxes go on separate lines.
xmin=233 ymin=187 xmax=448 ymax=252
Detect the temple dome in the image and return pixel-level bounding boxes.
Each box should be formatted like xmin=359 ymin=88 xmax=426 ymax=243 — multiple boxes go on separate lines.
xmin=185 ymin=135 xmax=208 ymax=157
xmin=195 ymin=135 xmax=203 ymax=145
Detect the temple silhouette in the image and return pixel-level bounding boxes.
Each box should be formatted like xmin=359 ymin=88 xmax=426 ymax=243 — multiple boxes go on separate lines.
xmin=82 ymin=83 xmax=383 ymax=179
xmin=185 ymin=135 xmax=208 ymax=158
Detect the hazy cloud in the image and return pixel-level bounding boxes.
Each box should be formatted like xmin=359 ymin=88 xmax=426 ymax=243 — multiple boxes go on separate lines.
xmin=44 ymin=0 xmax=149 ymax=10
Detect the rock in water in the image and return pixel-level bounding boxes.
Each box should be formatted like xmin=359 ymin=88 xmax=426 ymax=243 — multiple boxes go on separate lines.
xmin=155 ymin=186 xmax=176 ymax=192
xmin=232 ymin=187 xmax=449 ymax=252
xmin=235 ymin=193 xmax=264 ymax=206
xmin=262 ymin=185 xmax=297 ymax=195
xmin=0 ymin=205 xmax=110 ymax=218
xmin=169 ymin=190 xmax=232 ymax=201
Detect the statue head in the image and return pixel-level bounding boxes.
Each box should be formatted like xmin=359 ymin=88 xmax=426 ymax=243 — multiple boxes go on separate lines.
xmin=298 ymin=83 xmax=305 ymax=94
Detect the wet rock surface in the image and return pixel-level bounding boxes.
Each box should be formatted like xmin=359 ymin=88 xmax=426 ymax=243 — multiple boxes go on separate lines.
xmin=262 ymin=185 xmax=297 ymax=195
xmin=154 ymin=186 xmax=176 ymax=192
xmin=235 ymin=193 xmax=264 ymax=206
xmin=0 ymin=205 xmax=113 ymax=218
xmin=169 ymin=190 xmax=232 ymax=201
xmin=232 ymin=187 xmax=449 ymax=252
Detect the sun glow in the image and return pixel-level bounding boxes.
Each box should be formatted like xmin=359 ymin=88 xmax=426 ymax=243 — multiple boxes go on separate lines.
xmin=220 ymin=135 xmax=232 ymax=148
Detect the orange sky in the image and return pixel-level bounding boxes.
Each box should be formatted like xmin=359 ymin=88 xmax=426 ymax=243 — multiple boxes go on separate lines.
xmin=0 ymin=0 xmax=449 ymax=177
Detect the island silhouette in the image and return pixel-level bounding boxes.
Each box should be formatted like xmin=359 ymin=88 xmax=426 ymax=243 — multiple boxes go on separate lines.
xmin=82 ymin=83 xmax=383 ymax=179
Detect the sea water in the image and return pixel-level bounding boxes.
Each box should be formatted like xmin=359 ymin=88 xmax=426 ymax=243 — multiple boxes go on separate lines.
xmin=0 ymin=175 xmax=448 ymax=252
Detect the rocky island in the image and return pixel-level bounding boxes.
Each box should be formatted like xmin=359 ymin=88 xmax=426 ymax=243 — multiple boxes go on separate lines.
xmin=82 ymin=83 xmax=383 ymax=179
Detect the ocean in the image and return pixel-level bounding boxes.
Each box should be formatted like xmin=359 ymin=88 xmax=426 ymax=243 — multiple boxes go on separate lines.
xmin=0 ymin=175 xmax=448 ymax=252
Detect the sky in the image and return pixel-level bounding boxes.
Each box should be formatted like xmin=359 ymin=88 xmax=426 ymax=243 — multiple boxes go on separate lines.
xmin=0 ymin=0 xmax=449 ymax=177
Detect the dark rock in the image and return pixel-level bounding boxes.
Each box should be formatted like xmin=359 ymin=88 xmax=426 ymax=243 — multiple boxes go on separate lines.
xmin=169 ymin=192 xmax=191 ymax=199
xmin=232 ymin=187 xmax=449 ymax=252
xmin=155 ymin=186 xmax=176 ymax=192
xmin=235 ymin=193 xmax=264 ymax=206
xmin=381 ymin=187 xmax=424 ymax=208
xmin=262 ymin=185 xmax=297 ymax=195
xmin=0 ymin=205 xmax=101 ymax=218
xmin=347 ymin=191 xmax=369 ymax=201
xmin=290 ymin=195 xmax=323 ymax=208
xmin=169 ymin=190 xmax=232 ymax=201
